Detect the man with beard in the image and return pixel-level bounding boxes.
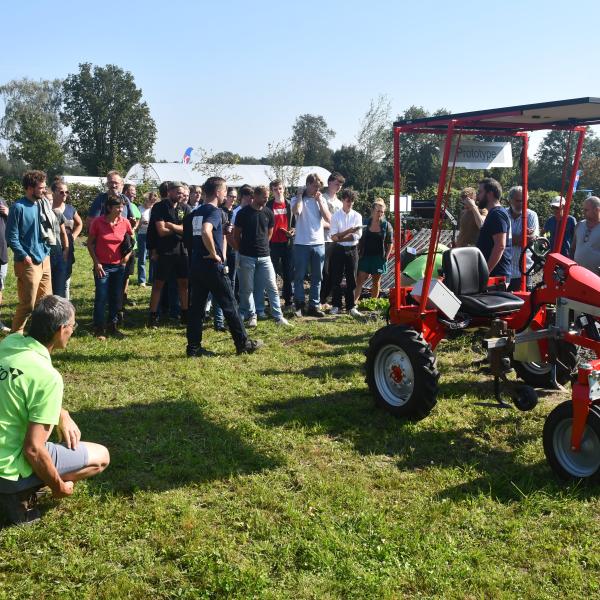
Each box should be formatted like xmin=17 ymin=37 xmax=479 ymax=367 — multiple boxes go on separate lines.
xmin=147 ymin=181 xmax=191 ymax=327
xmin=6 ymin=171 xmax=52 ymax=333
xmin=475 ymin=177 xmax=512 ymax=281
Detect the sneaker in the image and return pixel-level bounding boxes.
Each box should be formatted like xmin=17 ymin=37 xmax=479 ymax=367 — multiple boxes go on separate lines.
xmin=139 ymin=282 xmax=147 ymax=288
xmin=214 ymin=325 xmax=228 ymax=332
xmin=147 ymin=313 xmax=159 ymax=329
xmin=0 ymin=320 xmax=10 ymax=334
xmin=349 ymin=307 xmax=362 ymax=318
xmin=108 ymin=322 xmax=125 ymax=340
xmin=275 ymin=317 xmax=293 ymax=327
xmin=329 ymin=306 xmax=340 ymax=315
xmin=245 ymin=315 xmax=258 ymax=328
xmin=305 ymin=306 xmax=326 ymax=318
xmin=237 ymin=338 xmax=264 ymax=355
xmin=0 ymin=489 xmax=41 ymax=525
xmin=124 ymin=297 xmax=136 ymax=307
xmin=94 ymin=326 xmax=107 ymax=341
xmin=186 ymin=347 xmax=216 ymax=358
xmin=294 ymin=305 xmax=304 ymax=318
xmin=257 ymin=313 xmax=268 ymax=321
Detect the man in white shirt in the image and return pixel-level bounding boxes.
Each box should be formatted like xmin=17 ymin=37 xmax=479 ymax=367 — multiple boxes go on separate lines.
xmin=329 ymin=188 xmax=363 ymax=316
xmin=320 ymin=172 xmax=345 ymax=307
xmin=291 ymin=173 xmax=331 ymax=317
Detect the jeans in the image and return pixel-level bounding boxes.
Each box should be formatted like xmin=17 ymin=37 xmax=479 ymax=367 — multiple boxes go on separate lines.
xmin=136 ymin=232 xmax=154 ymax=284
xmin=93 ymin=264 xmax=125 ymax=327
xmin=270 ymin=241 xmax=294 ymax=305
xmin=238 ymin=254 xmax=283 ymax=321
xmin=293 ymin=244 xmax=325 ymax=309
xmin=320 ymin=241 xmax=334 ymax=304
xmin=50 ymin=250 xmax=68 ymax=298
xmin=187 ymin=262 xmax=247 ymax=352
xmin=330 ymin=244 xmax=359 ymax=310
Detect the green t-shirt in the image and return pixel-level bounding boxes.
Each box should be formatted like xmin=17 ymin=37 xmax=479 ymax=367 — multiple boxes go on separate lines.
xmin=0 ymin=334 xmax=63 ymax=481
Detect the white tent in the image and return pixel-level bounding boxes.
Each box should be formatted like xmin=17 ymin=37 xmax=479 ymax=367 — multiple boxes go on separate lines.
xmin=124 ymin=163 xmax=331 ymax=188
xmin=62 ymin=175 xmax=105 ymax=187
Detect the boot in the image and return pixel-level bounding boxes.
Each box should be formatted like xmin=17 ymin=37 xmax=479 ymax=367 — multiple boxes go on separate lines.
xmin=94 ymin=326 xmax=107 ymax=341
xmin=108 ymin=322 xmax=125 ymax=340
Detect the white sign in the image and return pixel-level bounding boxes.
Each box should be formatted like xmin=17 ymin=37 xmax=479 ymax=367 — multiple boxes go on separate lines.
xmin=441 ymin=141 xmax=513 ymax=169
xmin=388 ymin=195 xmax=412 ymax=213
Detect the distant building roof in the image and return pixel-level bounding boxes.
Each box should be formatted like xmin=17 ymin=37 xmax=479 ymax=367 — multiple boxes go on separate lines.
xmin=124 ymin=163 xmax=331 ymax=188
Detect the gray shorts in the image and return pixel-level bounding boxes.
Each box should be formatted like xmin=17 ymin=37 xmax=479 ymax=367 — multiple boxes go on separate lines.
xmin=0 ymin=262 xmax=7 ymax=291
xmin=0 ymin=441 xmax=89 ymax=493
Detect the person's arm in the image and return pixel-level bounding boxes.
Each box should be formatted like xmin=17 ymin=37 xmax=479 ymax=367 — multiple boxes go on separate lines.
xmin=570 ymin=228 xmax=577 ymax=259
xmin=71 ymin=211 xmax=83 ymax=240
xmin=60 ymin=223 xmax=69 ymax=260
xmin=291 ymin=194 xmax=303 ymax=217
xmin=86 ymin=229 xmax=105 ymax=278
xmin=155 ymin=220 xmax=175 ymax=237
xmin=23 ymin=422 xmax=74 ymax=498
xmin=6 ymin=204 xmax=31 ymax=263
xmin=464 ymin=197 xmax=485 ymax=228
xmin=57 ymin=409 xmax=81 ymax=449
xmin=487 ymin=232 xmax=507 ymax=273
xmin=267 ymin=226 xmax=274 ymax=242
xmin=232 ymin=225 xmax=242 ymax=251
xmin=315 ymin=191 xmax=331 ymax=224
xmin=201 ymin=221 xmax=222 ymax=262
xmin=385 ymin=224 xmax=394 ymax=260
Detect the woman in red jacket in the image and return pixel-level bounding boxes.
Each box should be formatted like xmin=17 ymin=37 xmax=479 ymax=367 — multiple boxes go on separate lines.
xmin=87 ymin=195 xmax=133 ymax=339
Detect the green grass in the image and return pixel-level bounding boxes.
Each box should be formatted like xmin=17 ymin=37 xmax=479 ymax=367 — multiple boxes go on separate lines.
xmin=0 ymin=247 xmax=599 ymax=599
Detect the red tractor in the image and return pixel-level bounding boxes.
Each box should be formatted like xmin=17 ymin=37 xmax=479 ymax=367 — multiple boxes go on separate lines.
xmin=365 ymin=97 xmax=600 ymax=481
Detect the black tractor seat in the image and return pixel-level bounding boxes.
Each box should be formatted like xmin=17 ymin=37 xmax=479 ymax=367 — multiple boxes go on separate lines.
xmin=442 ymin=247 xmax=524 ymax=318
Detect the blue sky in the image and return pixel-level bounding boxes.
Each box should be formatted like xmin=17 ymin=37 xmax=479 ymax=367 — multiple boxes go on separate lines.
xmin=1 ymin=0 xmax=599 ymax=162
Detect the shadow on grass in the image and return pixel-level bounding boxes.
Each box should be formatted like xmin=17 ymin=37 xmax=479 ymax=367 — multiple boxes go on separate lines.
xmin=256 ymin=389 xmax=570 ymax=502
xmin=74 ymin=399 xmax=280 ymax=495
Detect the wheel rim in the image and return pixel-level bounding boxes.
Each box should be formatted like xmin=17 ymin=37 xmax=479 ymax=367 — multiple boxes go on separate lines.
xmin=374 ymin=344 xmax=415 ymax=407
xmin=521 ymin=361 xmax=551 ymax=375
xmin=553 ymin=418 xmax=600 ymax=477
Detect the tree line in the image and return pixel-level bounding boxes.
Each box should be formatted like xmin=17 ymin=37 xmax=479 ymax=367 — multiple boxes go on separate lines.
xmin=1 ymin=63 xmax=599 ymax=204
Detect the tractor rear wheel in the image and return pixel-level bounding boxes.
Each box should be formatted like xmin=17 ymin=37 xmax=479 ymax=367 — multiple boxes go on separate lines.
xmin=543 ymin=401 xmax=600 ymax=482
xmin=513 ymin=342 xmax=578 ymax=388
xmin=365 ymin=325 xmax=439 ymax=421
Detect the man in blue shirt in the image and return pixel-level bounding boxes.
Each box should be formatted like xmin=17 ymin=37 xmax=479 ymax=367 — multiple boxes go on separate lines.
xmin=184 ymin=177 xmax=262 ymax=357
xmin=475 ymin=177 xmax=512 ymax=280
xmin=6 ymin=170 xmax=52 ymax=333
xmin=543 ymin=196 xmax=577 ymax=256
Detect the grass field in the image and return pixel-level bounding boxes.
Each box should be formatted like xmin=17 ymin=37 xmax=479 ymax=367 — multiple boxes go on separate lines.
xmin=0 ymin=247 xmax=599 ymax=599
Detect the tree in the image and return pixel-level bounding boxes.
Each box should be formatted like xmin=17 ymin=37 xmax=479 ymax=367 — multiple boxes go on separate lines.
xmin=530 ymin=129 xmax=600 ymax=190
xmin=192 ymin=147 xmax=242 ymax=183
xmin=581 ymin=155 xmax=600 ymax=195
xmin=61 ymin=63 xmax=156 ymax=175
xmin=291 ymin=114 xmax=334 ymax=169
xmin=332 ymin=144 xmax=363 ymax=188
xmin=0 ymin=78 xmax=65 ymax=172
xmin=391 ymin=106 xmax=449 ymax=193
xmin=354 ymin=95 xmax=392 ymax=192
xmin=264 ymin=138 xmax=305 ymax=190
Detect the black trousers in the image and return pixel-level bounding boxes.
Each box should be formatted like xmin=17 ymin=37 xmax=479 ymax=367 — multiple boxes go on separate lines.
xmin=330 ymin=244 xmax=358 ymax=310
xmin=320 ymin=241 xmax=335 ymax=304
xmin=187 ymin=262 xmax=247 ymax=352
xmin=269 ymin=241 xmax=294 ymax=305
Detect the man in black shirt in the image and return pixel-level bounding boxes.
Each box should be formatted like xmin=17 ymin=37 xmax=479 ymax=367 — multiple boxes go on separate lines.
xmin=233 ymin=186 xmax=291 ymax=327
xmin=185 ymin=176 xmax=262 ymax=356
xmin=147 ymin=181 xmax=191 ymax=326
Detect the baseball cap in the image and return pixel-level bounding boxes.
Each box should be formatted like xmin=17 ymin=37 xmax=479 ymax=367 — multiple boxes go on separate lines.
xmin=168 ymin=181 xmax=185 ymax=190
xmin=550 ymin=196 xmax=564 ymax=208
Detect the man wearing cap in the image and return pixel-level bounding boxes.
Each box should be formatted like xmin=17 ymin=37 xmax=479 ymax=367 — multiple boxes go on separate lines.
xmin=147 ymin=181 xmax=191 ymax=327
xmin=571 ymin=196 xmax=600 ymax=275
xmin=542 ymin=196 xmax=577 ymax=257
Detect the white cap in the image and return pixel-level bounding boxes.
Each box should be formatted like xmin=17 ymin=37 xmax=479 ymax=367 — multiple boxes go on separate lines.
xmin=550 ymin=196 xmax=564 ymax=208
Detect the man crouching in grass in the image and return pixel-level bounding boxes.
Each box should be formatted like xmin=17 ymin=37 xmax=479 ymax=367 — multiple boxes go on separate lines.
xmin=0 ymin=295 xmax=110 ymax=525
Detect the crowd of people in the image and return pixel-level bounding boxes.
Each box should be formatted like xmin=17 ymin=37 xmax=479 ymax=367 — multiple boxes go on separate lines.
xmin=0 ymin=169 xmax=397 ymax=354
xmin=1 ymin=168 xmax=600 ymax=524
xmin=453 ymin=177 xmax=600 ymax=291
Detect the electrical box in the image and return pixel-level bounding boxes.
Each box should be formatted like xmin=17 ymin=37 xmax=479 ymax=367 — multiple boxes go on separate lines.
xmin=410 ymin=278 xmax=461 ymax=319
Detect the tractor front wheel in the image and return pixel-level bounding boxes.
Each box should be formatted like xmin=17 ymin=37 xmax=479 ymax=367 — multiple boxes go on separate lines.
xmin=365 ymin=325 xmax=439 ymax=421
xmin=543 ymin=401 xmax=600 ymax=482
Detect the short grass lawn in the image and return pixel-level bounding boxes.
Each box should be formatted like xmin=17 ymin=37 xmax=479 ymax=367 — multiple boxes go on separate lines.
xmin=0 ymin=246 xmax=599 ymax=599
